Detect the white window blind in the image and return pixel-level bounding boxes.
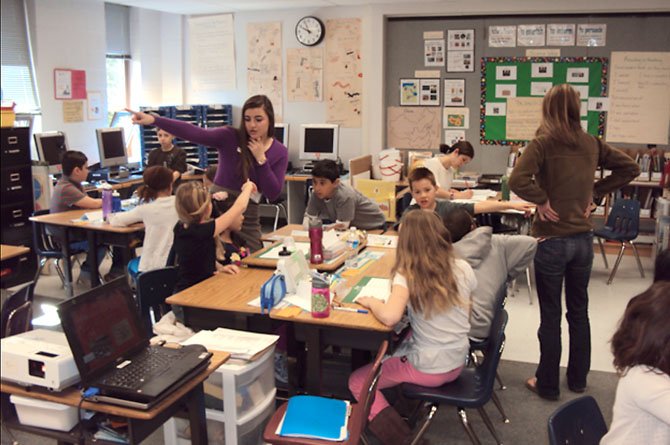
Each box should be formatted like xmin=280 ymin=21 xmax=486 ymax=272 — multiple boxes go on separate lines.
xmin=105 ymin=2 xmax=130 ymax=56
xmin=0 ymin=0 xmax=39 ymax=112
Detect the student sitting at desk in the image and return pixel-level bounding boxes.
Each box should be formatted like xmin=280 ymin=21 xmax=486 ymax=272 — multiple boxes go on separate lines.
xmin=147 ymin=128 xmax=187 ymax=184
xmin=443 ymin=208 xmax=536 ymax=340
xmin=212 ymin=199 xmax=249 ymax=275
xmin=406 ymin=167 xmax=533 ymax=218
xmin=50 ymin=151 xmax=124 ymax=282
xmin=109 ymin=166 xmax=179 ymax=280
xmin=303 ymin=159 xmax=386 ymax=230
xmin=348 ymin=210 xmax=476 ymax=445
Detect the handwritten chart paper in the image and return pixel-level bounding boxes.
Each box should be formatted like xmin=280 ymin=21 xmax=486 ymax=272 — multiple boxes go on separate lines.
xmin=188 ymin=14 xmax=236 ymax=93
xmin=287 ymin=48 xmax=323 ymax=102
xmin=386 ymin=106 xmax=441 ymax=149
xmin=607 ymin=52 xmax=670 ymax=145
xmin=506 ymin=97 xmax=543 ymax=141
xmin=325 ymin=18 xmax=362 ymax=127
xmin=248 ymin=22 xmax=283 ymax=120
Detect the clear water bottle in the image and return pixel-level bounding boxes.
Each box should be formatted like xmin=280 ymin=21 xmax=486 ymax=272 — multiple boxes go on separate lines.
xmin=345 ymin=227 xmax=360 ymax=269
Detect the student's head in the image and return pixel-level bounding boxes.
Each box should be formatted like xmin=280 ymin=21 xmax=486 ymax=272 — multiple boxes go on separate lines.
xmin=394 ymin=210 xmax=463 ymax=319
xmin=238 ymin=95 xmax=275 ymax=182
xmin=203 ymin=165 xmax=218 ymax=190
xmin=610 ymin=281 xmax=670 ymax=375
xmin=440 ymin=141 xmax=475 ymax=169
xmin=61 ymin=150 xmax=89 ymax=181
xmin=136 ymin=166 xmax=173 ymax=202
xmin=311 ymin=160 xmax=340 ymax=200
xmin=155 ymin=128 xmax=174 ymax=150
xmin=654 ymin=249 xmax=670 ymax=282
xmin=442 ymin=208 xmax=477 ymax=242
xmin=408 ymin=167 xmax=438 ymax=210
xmin=536 ymin=84 xmax=582 ymax=144
xmin=215 ymin=200 xmax=245 ymax=233
xmin=175 ymin=181 xmax=212 ymax=226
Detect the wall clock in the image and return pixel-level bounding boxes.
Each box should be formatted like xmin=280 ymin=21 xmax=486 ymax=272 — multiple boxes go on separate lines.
xmin=295 ymin=16 xmax=325 ymax=47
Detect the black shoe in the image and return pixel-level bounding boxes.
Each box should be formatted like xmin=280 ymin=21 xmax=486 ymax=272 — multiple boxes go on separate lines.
xmin=568 ymin=385 xmax=586 ymax=393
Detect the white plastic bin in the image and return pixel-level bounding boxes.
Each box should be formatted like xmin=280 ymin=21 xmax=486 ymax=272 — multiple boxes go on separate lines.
xmin=10 ymin=394 xmax=79 ymax=432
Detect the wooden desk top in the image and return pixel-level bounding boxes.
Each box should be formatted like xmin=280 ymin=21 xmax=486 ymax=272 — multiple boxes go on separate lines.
xmin=0 ymin=245 xmax=30 ymax=262
xmin=0 ymin=351 xmax=229 ymax=420
xmin=30 ymin=210 xmax=144 ymax=233
xmin=261 ymin=224 xmax=397 ymax=241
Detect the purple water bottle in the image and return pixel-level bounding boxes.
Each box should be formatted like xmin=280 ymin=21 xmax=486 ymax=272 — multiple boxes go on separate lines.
xmin=308 ymin=217 xmax=323 ymax=264
xmin=311 ymin=272 xmax=330 ymax=318
xmin=102 ymin=188 xmax=113 ymax=220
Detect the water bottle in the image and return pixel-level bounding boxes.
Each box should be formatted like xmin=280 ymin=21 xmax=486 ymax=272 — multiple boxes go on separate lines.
xmin=101 ymin=187 xmax=113 ymax=220
xmin=311 ymin=272 xmax=330 ymax=318
xmin=345 ymin=227 xmax=360 ymax=269
xmin=501 ymin=175 xmax=510 ymax=201
xmin=111 ymin=190 xmax=122 ymax=213
xmin=308 ymin=217 xmax=323 ymax=264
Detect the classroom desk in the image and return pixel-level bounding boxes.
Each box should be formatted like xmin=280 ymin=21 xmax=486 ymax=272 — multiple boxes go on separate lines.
xmin=84 ymin=173 xmax=204 ymax=195
xmin=0 ymin=244 xmax=32 ymax=289
xmin=0 ymin=351 xmax=229 ymax=445
xmin=29 ymin=210 xmax=144 ymax=298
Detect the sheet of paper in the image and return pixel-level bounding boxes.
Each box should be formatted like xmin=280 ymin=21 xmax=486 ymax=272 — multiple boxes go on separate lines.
xmin=182 ymin=328 xmax=279 ymax=357
xmin=353 ymin=278 xmax=391 ymax=303
xmin=366 ymin=234 xmax=398 ymax=248
xmin=290 ymin=230 xmax=308 ymax=238
xmin=506 ymin=97 xmax=543 ymax=141
xmin=259 ymin=242 xmax=310 ymax=259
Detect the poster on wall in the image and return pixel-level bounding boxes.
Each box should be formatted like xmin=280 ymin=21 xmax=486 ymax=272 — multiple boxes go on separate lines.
xmin=424 ymin=39 xmax=445 ymax=66
xmin=188 ymin=14 xmax=236 ymax=94
xmin=517 ymin=25 xmax=546 ymax=47
xmin=387 ymin=106 xmax=441 ymax=149
xmin=443 ymin=107 xmax=470 ymax=129
xmin=400 ymin=79 xmax=420 ymax=105
xmin=247 ymin=21 xmax=283 ymax=120
xmin=531 ymin=62 xmax=554 ymax=78
xmin=447 ymin=51 xmax=474 ymax=72
xmin=62 ymin=100 xmax=84 ymax=122
xmin=577 ymin=24 xmax=606 ymax=47
xmin=419 ymin=79 xmax=440 ymax=106
xmin=546 ymin=24 xmax=576 ymax=46
xmin=447 ymin=29 xmax=474 ymax=50
xmin=54 ymin=69 xmax=86 ymax=100
xmin=86 ymin=91 xmax=103 ymax=120
xmin=443 ymin=79 xmax=465 ymax=106
xmin=489 ymin=26 xmax=516 ymax=47
xmin=444 ymin=130 xmax=466 ymax=146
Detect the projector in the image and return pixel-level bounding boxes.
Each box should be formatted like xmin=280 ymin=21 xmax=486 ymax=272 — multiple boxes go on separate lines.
xmin=1 ymin=329 xmax=80 ymax=391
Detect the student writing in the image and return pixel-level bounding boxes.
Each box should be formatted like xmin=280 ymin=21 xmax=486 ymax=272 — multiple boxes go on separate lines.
xmin=348 ymin=210 xmax=476 ymax=445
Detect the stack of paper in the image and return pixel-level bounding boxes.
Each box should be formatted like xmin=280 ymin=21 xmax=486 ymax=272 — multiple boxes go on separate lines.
xmin=181 ymin=328 xmax=279 ymax=360
xmin=278 ymin=395 xmax=350 ymax=441
xmin=367 ymin=234 xmax=398 ymax=248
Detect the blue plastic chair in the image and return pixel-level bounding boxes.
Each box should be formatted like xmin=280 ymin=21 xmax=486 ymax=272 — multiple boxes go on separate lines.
xmin=547 ymin=396 xmax=607 ymax=445
xmin=594 ymin=199 xmax=644 ymax=284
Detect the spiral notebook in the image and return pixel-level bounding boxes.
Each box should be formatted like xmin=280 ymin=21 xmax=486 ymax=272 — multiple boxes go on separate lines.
xmin=278 ymin=395 xmax=350 ymax=441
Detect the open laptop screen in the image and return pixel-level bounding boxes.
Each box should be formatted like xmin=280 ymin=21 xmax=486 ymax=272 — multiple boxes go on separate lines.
xmin=58 ymin=278 xmax=148 ymax=383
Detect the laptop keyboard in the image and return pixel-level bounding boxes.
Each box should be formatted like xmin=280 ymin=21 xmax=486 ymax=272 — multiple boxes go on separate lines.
xmin=103 ymin=348 xmax=185 ymax=390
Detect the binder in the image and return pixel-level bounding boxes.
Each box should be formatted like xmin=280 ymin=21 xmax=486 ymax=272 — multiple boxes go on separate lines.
xmin=278 ymin=395 xmax=350 ymax=441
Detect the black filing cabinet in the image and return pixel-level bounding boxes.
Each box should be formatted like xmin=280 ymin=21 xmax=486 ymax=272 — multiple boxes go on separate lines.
xmin=1 ymin=127 xmax=36 ymax=288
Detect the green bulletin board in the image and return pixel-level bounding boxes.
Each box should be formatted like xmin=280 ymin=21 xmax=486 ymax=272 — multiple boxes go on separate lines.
xmin=480 ymin=57 xmax=608 ymax=145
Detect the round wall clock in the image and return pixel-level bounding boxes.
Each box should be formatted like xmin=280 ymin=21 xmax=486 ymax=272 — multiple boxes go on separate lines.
xmin=295 ymin=16 xmax=325 ymax=47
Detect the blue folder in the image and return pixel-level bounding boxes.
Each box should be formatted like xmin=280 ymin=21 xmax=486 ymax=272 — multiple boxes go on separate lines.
xmin=279 ymin=395 xmax=350 ymax=441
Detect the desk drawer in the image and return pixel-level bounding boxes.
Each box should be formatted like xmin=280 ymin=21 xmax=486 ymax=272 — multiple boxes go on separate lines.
xmin=1 ymin=127 xmax=30 ymax=166
xmin=1 ymin=166 xmax=33 ymax=203
xmin=1 ymin=201 xmax=33 ymax=232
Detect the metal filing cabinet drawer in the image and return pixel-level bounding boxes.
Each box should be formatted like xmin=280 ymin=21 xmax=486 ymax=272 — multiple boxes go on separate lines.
xmin=1 ymin=166 xmax=33 ymax=204
xmin=1 ymin=201 xmax=32 ymax=232
xmin=1 ymin=127 xmax=31 ymax=167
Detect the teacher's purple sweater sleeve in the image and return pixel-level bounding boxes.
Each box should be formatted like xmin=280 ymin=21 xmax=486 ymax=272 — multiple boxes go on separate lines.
xmin=153 ymin=116 xmax=237 ymax=150
xmin=257 ymin=141 xmax=288 ymax=200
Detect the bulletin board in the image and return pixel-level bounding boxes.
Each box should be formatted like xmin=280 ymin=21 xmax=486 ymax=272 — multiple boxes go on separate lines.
xmin=480 ymin=57 xmax=608 ymax=145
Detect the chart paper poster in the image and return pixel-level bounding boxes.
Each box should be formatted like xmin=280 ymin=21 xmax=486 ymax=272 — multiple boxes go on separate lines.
xmin=386 ymin=106 xmax=441 ymax=149
xmin=325 ymin=18 xmax=362 ymax=127
xmin=287 ymin=48 xmax=323 ymax=102
xmin=54 ymin=69 xmax=86 ymax=100
xmin=489 ymin=26 xmax=516 ymax=48
xmin=188 ymin=14 xmax=236 ymax=94
xmin=248 ymin=21 xmax=283 ymax=120
xmin=506 ymin=97 xmax=543 ymax=141
xmin=577 ymin=24 xmax=606 ymax=47
xmin=518 ymin=25 xmax=546 ymax=47
xmin=547 ymin=24 xmax=575 ymax=46
xmin=63 ymin=100 xmax=84 ymax=123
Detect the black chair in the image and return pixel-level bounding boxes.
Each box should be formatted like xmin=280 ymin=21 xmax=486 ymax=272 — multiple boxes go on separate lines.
xmin=402 ymin=310 xmax=509 ymax=445
xmin=547 ymin=396 xmax=607 ymax=445
xmin=32 ymin=209 xmax=86 ymax=287
xmin=260 ymin=194 xmax=287 ymax=232
xmin=594 ymin=199 xmax=644 ymax=284
xmin=1 ymin=281 xmax=35 ymax=338
xmin=136 ymin=266 xmax=178 ymax=334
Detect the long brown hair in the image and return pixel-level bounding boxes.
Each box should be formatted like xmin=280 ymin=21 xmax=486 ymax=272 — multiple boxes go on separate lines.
xmin=136 ymin=166 xmax=173 ymax=202
xmin=535 ymin=83 xmax=583 ymax=146
xmin=610 ymin=281 xmax=670 ymax=375
xmin=238 ymin=95 xmax=275 ymax=182
xmin=174 ymin=181 xmax=211 ymax=226
xmin=393 ymin=210 xmax=465 ymax=319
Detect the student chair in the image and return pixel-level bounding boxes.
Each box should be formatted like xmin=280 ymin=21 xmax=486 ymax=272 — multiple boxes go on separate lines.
xmin=135 ymin=266 xmax=178 ymax=334
xmin=547 ymin=396 xmax=607 ymax=445
xmin=594 ymin=199 xmax=644 ymax=284
xmin=263 ymin=340 xmax=389 ymax=445
xmin=32 ymin=209 xmax=86 ymax=288
xmin=1 ymin=281 xmax=35 ymax=338
xmin=260 ymin=194 xmax=288 ymax=232
xmin=402 ymin=310 xmax=509 ymax=445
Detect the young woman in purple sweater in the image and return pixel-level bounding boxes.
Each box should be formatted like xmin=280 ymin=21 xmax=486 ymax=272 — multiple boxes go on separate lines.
xmin=129 ymin=95 xmax=288 ymax=251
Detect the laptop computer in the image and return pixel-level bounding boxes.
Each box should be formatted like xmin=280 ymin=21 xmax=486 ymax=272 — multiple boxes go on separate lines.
xmin=57 ymin=277 xmax=212 ymax=410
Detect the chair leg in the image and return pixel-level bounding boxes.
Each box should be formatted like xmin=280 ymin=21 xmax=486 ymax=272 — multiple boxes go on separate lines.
xmin=408 ymin=403 xmax=438 ymax=445
xmin=53 ymin=260 xmax=67 ymax=288
xmin=273 ymin=206 xmax=280 ymax=232
xmin=34 ymin=258 xmax=47 ymax=284
xmin=630 ymin=241 xmax=645 ymax=279
xmin=490 ymin=392 xmax=510 ymax=423
xmin=607 ymin=243 xmax=627 ymax=285
xmin=477 ymin=406 xmax=504 ymax=445
xmin=457 ymin=408 xmax=482 ymax=445
xmin=596 ymin=237 xmax=608 ymax=269
xmin=525 ymin=266 xmax=533 ymax=305
xmin=495 ymin=371 xmax=506 ymax=390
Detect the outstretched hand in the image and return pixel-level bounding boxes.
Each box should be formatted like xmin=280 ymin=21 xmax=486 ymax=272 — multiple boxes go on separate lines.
xmin=125 ymin=108 xmax=155 ymax=126
xmin=242 ymin=180 xmax=258 ymax=194
xmin=537 ymin=200 xmax=560 ymax=222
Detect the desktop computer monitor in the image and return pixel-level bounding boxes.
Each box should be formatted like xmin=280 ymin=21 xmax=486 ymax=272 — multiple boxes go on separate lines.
xmin=34 ymin=131 xmax=69 ymax=175
xmin=96 ymin=127 xmax=128 ymax=175
xmin=274 ymin=123 xmax=289 ymax=148
xmin=299 ymin=124 xmax=339 ymax=162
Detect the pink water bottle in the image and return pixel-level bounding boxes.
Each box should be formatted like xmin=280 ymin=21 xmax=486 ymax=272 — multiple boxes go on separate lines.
xmin=311 ymin=272 xmax=330 ymax=318
xmin=308 ymin=217 xmax=323 ymax=264
xmin=101 ymin=188 xmax=113 ymax=220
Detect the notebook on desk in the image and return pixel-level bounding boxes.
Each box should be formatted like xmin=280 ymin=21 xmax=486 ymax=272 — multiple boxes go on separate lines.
xmin=57 ymin=278 xmax=212 ymax=410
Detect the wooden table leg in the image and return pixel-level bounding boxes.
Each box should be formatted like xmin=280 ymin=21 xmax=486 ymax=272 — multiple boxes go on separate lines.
xmin=303 ymin=325 xmax=323 ymax=394
xmin=186 ymin=382 xmax=208 ymax=445
xmin=61 ymin=228 xmax=74 ymax=298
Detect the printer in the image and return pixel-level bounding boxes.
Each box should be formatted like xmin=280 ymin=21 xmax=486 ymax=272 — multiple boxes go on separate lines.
xmin=1 ymin=329 xmax=80 ymax=391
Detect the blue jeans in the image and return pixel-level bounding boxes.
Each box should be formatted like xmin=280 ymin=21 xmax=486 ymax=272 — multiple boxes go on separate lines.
xmin=70 ymin=240 xmax=106 ymax=272
xmin=533 ymin=232 xmax=594 ymax=398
